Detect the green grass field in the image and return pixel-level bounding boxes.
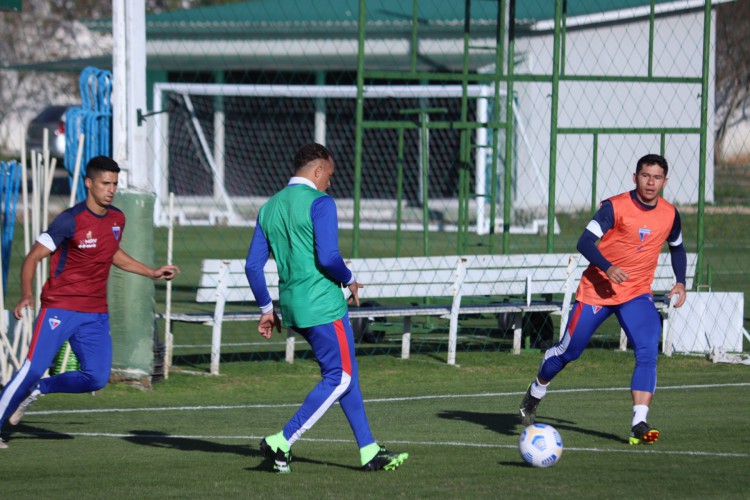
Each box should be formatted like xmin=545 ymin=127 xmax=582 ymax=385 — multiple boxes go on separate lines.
xmin=2 ymin=168 xmax=749 ymax=498
xmin=3 ymin=351 xmax=749 ymax=498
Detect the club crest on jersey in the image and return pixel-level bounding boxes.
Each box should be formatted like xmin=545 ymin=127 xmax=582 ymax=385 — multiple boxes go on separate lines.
xmin=112 ymin=225 xmax=121 ymax=240
xmin=591 ymin=305 xmax=602 ymax=314
xmin=636 ymin=227 xmax=652 ymax=252
xmin=49 ymin=317 xmax=61 ymax=330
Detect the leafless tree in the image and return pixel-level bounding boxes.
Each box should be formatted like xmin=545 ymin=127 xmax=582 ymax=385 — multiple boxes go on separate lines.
xmin=715 ymin=1 xmax=750 ymax=164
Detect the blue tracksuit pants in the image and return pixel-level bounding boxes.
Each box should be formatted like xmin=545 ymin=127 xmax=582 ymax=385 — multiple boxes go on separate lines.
xmin=0 ymin=308 xmax=112 ymax=430
xmin=538 ymin=294 xmax=662 ymax=393
xmin=282 ymin=312 xmax=375 ymax=448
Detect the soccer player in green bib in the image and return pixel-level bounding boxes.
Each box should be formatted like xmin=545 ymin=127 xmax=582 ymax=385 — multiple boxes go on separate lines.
xmin=245 ymin=143 xmax=408 ymax=473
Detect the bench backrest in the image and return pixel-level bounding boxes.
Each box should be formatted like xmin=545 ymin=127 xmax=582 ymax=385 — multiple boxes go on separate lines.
xmin=196 ymin=252 xmax=697 ymax=304
xmin=347 ymin=254 xmax=582 ymax=300
xmin=197 ymin=259 xmax=279 ymax=303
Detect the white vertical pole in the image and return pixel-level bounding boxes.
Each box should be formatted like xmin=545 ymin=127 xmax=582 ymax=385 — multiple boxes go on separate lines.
xmin=152 ymin=86 xmax=166 ymax=225
xmin=475 ymin=89 xmax=489 ymax=235
xmin=213 ymin=95 xmax=225 ymax=202
xmin=164 ymin=192 xmax=174 ymax=378
xmin=31 ymin=153 xmax=41 ymax=312
xmin=20 ymin=130 xmax=29 ymax=256
xmin=127 ymin=0 xmax=147 ymax=189
xmin=112 ymin=0 xmax=128 ymax=175
xmin=112 ymin=0 xmax=147 ymax=190
xmin=69 ymin=134 xmax=85 ymax=207
xmin=314 ymin=71 xmax=326 ymax=145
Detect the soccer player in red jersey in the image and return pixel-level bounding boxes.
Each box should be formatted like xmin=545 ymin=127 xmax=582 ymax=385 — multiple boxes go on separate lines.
xmin=0 ymin=156 xmax=179 ymax=449
xmin=519 ymin=154 xmax=687 ymax=445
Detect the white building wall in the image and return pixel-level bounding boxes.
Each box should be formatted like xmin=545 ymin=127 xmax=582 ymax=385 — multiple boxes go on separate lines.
xmin=510 ymin=11 xmax=715 ymax=213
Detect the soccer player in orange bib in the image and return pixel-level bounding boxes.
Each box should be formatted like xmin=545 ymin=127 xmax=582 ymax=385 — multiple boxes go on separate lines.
xmin=519 ymin=154 xmax=687 ymax=445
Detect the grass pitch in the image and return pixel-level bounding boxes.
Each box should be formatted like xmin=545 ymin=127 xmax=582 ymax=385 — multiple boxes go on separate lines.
xmin=2 ymin=350 xmax=749 ymax=499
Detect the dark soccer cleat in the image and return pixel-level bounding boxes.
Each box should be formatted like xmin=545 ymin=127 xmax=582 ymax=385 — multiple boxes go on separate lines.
xmin=629 ymin=421 xmax=660 ymax=445
xmin=362 ymin=445 xmax=409 ymax=471
xmin=519 ymin=385 xmax=541 ymax=426
xmin=260 ymin=437 xmax=292 ymax=473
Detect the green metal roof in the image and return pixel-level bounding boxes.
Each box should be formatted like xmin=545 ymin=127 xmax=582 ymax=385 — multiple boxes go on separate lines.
xmin=7 ymin=0 xmax=729 ymax=74
xmin=84 ymin=0 xmax=712 ymax=39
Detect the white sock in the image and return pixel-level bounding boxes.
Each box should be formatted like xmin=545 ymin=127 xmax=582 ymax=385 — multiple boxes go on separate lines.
xmin=529 ymin=378 xmax=549 ymax=399
xmin=632 ymin=404 xmax=649 ymax=427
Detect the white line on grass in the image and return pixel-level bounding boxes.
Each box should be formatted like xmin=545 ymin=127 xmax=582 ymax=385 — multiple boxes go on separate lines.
xmin=20 ymin=431 xmax=750 ymax=459
xmin=27 ymin=381 xmax=750 ymax=416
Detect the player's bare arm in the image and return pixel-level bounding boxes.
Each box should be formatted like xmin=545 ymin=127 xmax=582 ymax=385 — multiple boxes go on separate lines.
xmin=13 ymin=242 xmax=53 ymax=319
xmin=112 ymin=248 xmax=180 ymax=280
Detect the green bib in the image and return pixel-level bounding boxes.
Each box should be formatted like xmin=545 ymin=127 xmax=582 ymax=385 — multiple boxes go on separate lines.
xmin=258 ymin=184 xmax=347 ymax=328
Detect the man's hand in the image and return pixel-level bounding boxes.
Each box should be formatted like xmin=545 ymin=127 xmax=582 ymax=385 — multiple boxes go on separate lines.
xmin=667 ymin=282 xmax=687 ymax=308
xmin=13 ymin=295 xmax=33 ymax=320
xmin=258 ymin=310 xmax=281 ymax=339
xmin=153 ymin=265 xmax=180 ymax=281
xmin=347 ymin=282 xmax=364 ymax=306
xmin=605 ymin=265 xmax=629 ymax=284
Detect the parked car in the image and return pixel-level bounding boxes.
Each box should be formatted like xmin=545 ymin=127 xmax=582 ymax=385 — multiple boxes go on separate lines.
xmin=25 ymin=105 xmax=77 ymax=195
xmin=25 ymin=105 xmax=75 ymax=166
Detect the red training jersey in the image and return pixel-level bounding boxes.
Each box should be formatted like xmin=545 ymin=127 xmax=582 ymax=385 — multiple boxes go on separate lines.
xmin=39 ymin=202 xmax=126 ymax=313
xmin=575 ymin=192 xmax=676 ymax=306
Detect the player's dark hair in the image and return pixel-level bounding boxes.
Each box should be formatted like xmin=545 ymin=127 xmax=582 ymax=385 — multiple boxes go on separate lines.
xmin=636 ymin=154 xmax=668 ymax=176
xmin=85 ymin=156 xmax=121 ymax=180
xmin=293 ymin=143 xmax=332 ymax=173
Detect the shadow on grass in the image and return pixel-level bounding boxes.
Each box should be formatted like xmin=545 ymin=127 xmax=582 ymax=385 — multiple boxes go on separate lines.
xmin=436 ymin=411 xmax=623 ymax=443
xmin=123 ymin=430 xmax=259 ymax=457
xmin=3 ymin=422 xmax=75 ymax=443
xmin=172 ymin=338 xmax=513 ymax=371
xmin=122 ymin=430 xmax=359 ymax=472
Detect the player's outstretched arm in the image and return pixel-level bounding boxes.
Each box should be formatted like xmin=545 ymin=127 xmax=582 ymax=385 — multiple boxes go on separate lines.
xmin=667 ymin=282 xmax=687 ymax=308
xmin=112 ymin=248 xmax=180 ymax=280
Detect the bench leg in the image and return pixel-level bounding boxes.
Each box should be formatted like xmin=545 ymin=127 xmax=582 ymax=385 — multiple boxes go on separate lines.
xmin=401 ymin=316 xmax=411 ymax=360
xmin=513 ymin=323 xmax=522 ymax=355
xmin=210 ymin=321 xmax=222 ymax=376
xmin=619 ymin=328 xmax=627 ymax=351
xmin=285 ymin=329 xmax=295 ymax=364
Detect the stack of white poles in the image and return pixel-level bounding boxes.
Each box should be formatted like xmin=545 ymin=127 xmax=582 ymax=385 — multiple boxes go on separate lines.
xmin=0 ymin=129 xmax=85 ymax=385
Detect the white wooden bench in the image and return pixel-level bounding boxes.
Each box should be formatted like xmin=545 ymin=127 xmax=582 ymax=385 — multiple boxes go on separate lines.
xmin=165 ymin=252 xmax=696 ymax=373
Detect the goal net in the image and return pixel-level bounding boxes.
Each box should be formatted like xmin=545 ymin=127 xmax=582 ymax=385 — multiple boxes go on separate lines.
xmin=150 ymin=82 xmax=553 ymax=234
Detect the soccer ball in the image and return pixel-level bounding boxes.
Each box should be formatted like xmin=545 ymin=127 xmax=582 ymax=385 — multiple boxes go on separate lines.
xmin=518 ymin=423 xmax=563 ymax=468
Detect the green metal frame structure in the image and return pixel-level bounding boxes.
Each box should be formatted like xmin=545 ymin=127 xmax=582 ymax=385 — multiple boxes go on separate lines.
xmin=352 ymin=0 xmax=711 ymax=288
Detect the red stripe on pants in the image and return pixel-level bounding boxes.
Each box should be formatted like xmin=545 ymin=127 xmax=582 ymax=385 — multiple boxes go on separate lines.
xmin=567 ymin=302 xmax=584 ymax=337
xmin=27 ymin=307 xmax=47 ymax=360
xmin=333 ymin=319 xmax=352 ymax=376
